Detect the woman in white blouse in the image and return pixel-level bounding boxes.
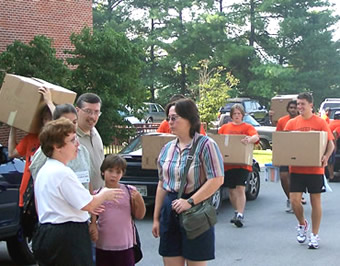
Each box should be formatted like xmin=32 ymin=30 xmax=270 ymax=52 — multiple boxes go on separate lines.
xmin=32 ymin=117 xmax=123 ymax=266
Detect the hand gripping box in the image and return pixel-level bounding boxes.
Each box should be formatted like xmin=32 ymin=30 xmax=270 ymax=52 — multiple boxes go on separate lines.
xmin=209 ymin=134 xmax=254 ymax=165
xmin=271 ymin=94 xmax=298 ymax=124
xmin=0 ymin=74 xmax=77 ymax=133
xmin=272 ymin=131 xmax=328 ymax=167
xmin=141 ymin=134 xmax=176 ymax=169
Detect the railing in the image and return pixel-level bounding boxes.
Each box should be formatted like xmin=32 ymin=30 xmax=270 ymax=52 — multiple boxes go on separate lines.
xmin=105 ymin=123 xmax=160 ymax=154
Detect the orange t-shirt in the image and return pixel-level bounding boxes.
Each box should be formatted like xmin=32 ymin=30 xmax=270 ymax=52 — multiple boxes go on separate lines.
xmin=157 ymin=120 xmax=206 ymax=135
xmin=321 ymin=114 xmax=330 ymax=124
xmin=16 ymin=133 xmax=40 ymax=207
xmin=329 ymin=120 xmax=340 ymax=132
xmin=276 ymin=115 xmax=291 ymax=131
xmin=218 ymin=122 xmax=258 ymax=171
xmin=284 ymin=115 xmax=334 ymax=175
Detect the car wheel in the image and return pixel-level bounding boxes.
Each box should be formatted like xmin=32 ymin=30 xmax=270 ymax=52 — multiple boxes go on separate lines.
xmin=254 ymin=139 xmax=270 ymax=150
xmin=6 ymin=227 xmax=36 ymax=265
xmin=211 ymin=188 xmax=222 ymax=212
xmin=246 ymin=168 xmax=260 ymax=201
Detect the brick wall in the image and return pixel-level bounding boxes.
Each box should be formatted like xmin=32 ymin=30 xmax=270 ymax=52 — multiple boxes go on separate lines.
xmin=0 ymin=0 xmax=93 ymax=59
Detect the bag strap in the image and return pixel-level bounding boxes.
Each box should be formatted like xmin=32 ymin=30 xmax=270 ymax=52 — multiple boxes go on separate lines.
xmin=177 ymin=136 xmax=202 ymax=199
xmin=125 ymin=184 xmax=137 ymax=243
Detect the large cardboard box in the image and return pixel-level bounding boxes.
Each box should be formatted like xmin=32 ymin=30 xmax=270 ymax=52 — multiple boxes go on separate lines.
xmin=0 ymin=74 xmax=77 ymax=133
xmin=272 ymin=131 xmax=328 ymax=167
xmin=271 ymin=94 xmax=298 ymax=124
xmin=142 ymin=134 xmax=176 ymax=169
xmin=209 ymin=134 xmax=254 ymax=165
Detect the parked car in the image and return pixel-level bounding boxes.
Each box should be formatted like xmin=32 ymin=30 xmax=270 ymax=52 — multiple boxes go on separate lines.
xmin=219 ymin=98 xmax=269 ymax=125
xmin=0 ymin=145 xmax=36 ymax=265
xmin=143 ymin=102 xmax=166 ymax=123
xmin=319 ymin=98 xmax=340 ymax=117
xmin=219 ymin=113 xmax=275 ymax=150
xmin=119 ymin=133 xmax=260 ymax=211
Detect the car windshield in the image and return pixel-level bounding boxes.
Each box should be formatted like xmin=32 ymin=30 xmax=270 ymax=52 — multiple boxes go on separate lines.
xmin=243 ymin=114 xmax=260 ymax=126
xmin=224 ymin=102 xmax=240 ymax=111
xmin=119 ymin=136 xmax=142 ymax=154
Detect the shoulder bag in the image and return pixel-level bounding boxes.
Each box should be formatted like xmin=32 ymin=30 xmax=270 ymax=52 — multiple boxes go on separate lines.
xmin=178 ymin=136 xmax=217 ymax=240
xmin=125 ymin=185 xmax=143 ymax=264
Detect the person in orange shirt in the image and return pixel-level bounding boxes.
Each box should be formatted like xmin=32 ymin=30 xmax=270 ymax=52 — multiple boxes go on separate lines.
xmin=157 ymin=94 xmax=206 ymax=135
xmin=284 ymin=92 xmax=334 ymax=249
xmin=8 ymin=88 xmax=54 ymax=220
xmin=321 ymin=107 xmax=330 ymax=124
xmin=276 ymin=100 xmax=298 ymax=212
xmin=218 ymin=104 xmax=259 ymax=227
xmin=327 ymin=114 xmax=340 ymax=181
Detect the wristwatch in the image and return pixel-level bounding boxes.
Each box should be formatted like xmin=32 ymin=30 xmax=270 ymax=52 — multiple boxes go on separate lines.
xmin=187 ymin=198 xmax=195 ymax=207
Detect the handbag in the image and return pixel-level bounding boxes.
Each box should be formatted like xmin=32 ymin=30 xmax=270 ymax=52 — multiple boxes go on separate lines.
xmin=125 ymin=185 xmax=143 ymax=264
xmin=178 ymin=136 xmax=217 ymax=240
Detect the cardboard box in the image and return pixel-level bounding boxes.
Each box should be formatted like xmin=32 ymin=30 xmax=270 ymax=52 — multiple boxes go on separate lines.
xmin=264 ymin=164 xmax=280 ymax=182
xmin=271 ymin=94 xmax=298 ymax=124
xmin=209 ymin=134 xmax=254 ymax=165
xmin=0 ymin=74 xmax=77 ymax=133
xmin=142 ymin=134 xmax=176 ymax=169
xmin=272 ymin=131 xmax=328 ymax=167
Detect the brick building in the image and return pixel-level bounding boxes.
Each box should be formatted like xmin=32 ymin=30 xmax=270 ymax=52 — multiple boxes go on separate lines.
xmin=0 ymin=0 xmax=93 ymax=145
xmin=0 ymin=0 xmax=93 ymax=58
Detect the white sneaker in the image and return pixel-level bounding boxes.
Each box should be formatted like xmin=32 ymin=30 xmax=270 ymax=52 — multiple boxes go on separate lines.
xmin=285 ymin=199 xmax=293 ymax=213
xmin=308 ymin=233 xmax=319 ymax=249
xmin=296 ymin=220 xmax=309 ymax=243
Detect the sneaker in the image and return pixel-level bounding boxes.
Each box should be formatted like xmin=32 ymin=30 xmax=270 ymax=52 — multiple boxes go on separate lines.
xmin=296 ymin=220 xmax=309 ymax=243
xmin=308 ymin=233 xmax=319 ymax=249
xmin=234 ymin=213 xmax=244 ymax=228
xmin=230 ymin=212 xmax=237 ymax=223
xmin=286 ymin=199 xmax=294 ymax=213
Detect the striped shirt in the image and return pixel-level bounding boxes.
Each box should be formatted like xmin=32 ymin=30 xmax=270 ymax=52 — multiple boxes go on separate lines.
xmin=157 ymin=133 xmax=224 ymax=194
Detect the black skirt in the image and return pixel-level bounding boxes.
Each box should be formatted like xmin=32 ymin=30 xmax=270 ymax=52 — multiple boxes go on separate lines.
xmin=32 ymin=221 xmax=92 ymax=266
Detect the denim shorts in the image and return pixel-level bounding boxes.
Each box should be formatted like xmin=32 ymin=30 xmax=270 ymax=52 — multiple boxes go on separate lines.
xmin=159 ymin=192 xmax=215 ymax=261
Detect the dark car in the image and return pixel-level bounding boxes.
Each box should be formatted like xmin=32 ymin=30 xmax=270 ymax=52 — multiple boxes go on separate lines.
xmin=119 ymin=133 xmax=260 ymax=211
xmin=0 ymin=146 xmax=36 ymax=265
xmin=219 ymin=98 xmax=269 ymax=125
xmin=219 ymin=113 xmax=275 ymax=150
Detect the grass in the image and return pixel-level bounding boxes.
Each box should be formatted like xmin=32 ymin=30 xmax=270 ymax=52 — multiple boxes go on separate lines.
xmin=253 ymin=149 xmax=272 ymax=165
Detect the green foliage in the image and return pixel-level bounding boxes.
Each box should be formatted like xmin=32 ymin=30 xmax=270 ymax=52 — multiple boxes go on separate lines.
xmin=66 ymin=27 xmax=146 ymax=144
xmin=0 ymin=35 xmax=70 ymax=86
xmin=196 ymin=60 xmax=239 ymax=127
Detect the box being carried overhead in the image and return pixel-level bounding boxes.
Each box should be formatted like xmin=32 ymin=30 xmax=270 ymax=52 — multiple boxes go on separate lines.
xmin=142 ymin=134 xmax=176 ymax=169
xmin=209 ymin=134 xmax=254 ymax=165
xmin=272 ymin=131 xmax=328 ymax=167
xmin=0 ymin=74 xmax=77 ymax=133
xmin=271 ymin=94 xmax=298 ymax=124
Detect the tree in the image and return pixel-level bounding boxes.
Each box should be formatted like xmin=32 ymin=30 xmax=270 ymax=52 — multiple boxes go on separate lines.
xmin=66 ymin=27 xmax=146 ymax=144
xmin=196 ymin=60 xmax=239 ymax=127
xmin=0 ymin=35 xmax=70 ymax=86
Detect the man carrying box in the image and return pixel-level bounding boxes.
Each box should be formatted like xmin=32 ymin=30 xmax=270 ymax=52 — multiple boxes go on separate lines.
xmin=276 ymin=100 xmax=298 ymax=213
xmin=284 ymin=92 xmax=334 ymax=249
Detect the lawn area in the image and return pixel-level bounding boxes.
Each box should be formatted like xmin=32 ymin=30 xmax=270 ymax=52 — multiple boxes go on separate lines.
xmin=253 ymin=149 xmax=272 ymax=165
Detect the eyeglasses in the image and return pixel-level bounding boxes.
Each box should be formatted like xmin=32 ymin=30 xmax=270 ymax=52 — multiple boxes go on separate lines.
xmin=167 ymin=115 xmax=180 ymax=122
xmin=81 ymin=108 xmax=102 ymax=117
xmin=67 ymin=136 xmax=79 ymax=145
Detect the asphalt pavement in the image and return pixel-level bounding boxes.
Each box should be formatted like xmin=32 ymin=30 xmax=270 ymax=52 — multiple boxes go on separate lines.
xmin=1 ymin=170 xmax=340 ymax=265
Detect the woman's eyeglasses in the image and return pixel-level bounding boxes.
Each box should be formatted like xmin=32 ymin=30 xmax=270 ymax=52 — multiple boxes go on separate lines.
xmin=167 ymin=115 xmax=180 ymax=122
